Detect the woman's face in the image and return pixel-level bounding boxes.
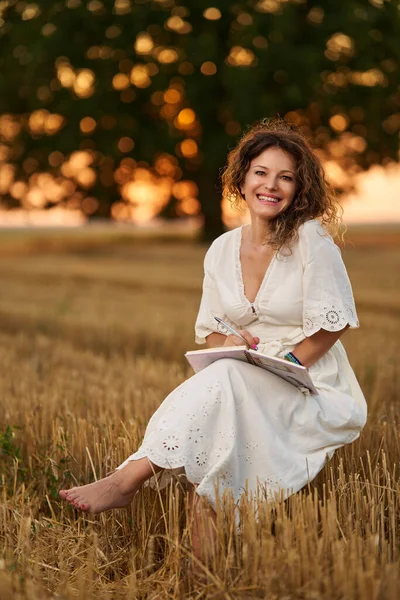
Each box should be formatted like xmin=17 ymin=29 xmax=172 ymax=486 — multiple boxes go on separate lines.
xmin=240 ymin=146 xmax=297 ymax=221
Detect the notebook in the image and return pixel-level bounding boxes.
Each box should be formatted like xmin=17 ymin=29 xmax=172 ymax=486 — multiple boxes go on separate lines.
xmin=185 ymin=346 xmax=318 ymax=395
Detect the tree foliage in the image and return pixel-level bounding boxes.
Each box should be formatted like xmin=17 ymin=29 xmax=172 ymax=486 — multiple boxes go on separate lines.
xmin=0 ymin=0 xmax=398 ymax=238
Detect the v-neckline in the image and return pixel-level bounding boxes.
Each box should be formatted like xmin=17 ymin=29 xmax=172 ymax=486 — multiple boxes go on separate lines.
xmin=236 ymin=225 xmax=277 ymax=308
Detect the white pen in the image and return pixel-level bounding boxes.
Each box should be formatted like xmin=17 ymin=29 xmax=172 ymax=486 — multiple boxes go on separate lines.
xmin=214 ymin=316 xmax=258 ymax=350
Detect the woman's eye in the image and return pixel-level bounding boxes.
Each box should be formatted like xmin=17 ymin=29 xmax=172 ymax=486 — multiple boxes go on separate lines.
xmin=282 ymin=175 xmax=293 ymax=181
xmin=255 ymin=171 xmax=265 ymax=176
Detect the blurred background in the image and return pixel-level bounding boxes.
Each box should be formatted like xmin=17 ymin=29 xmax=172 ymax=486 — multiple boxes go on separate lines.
xmin=0 ymin=0 xmax=399 ymax=239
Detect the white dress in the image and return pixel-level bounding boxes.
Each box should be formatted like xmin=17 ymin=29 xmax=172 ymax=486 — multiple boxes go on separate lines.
xmin=118 ymin=219 xmax=367 ymax=508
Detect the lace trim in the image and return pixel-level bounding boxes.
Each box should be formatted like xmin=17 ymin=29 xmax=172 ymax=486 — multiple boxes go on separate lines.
xmin=235 ymin=225 xmax=277 ymax=310
xmin=195 ymin=314 xmax=239 ymax=343
xmin=303 ymin=291 xmax=359 ymax=336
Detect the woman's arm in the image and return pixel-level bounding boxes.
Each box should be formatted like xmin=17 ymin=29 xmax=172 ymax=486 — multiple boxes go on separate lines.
xmin=206 ymin=332 xmax=227 ymax=348
xmin=290 ymin=324 xmax=350 ymax=369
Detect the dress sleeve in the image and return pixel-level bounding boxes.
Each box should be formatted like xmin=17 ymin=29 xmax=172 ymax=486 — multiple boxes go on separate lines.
xmin=194 ymin=243 xmax=225 ymax=344
xmin=301 ymin=221 xmax=360 ymax=337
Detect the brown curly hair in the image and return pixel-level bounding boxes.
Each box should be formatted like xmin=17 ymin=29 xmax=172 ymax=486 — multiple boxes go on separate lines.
xmin=221 ymin=118 xmax=344 ymax=252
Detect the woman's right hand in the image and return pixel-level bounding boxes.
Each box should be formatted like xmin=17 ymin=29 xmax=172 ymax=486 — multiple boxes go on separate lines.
xmin=223 ymin=330 xmax=260 ymax=350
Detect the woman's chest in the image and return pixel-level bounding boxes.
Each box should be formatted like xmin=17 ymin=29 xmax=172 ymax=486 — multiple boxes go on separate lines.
xmin=240 ymin=248 xmax=275 ymax=305
xmin=214 ymin=247 xmax=305 ymax=325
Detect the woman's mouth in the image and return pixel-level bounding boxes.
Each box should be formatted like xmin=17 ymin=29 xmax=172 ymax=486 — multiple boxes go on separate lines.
xmin=256 ymin=194 xmax=282 ymax=205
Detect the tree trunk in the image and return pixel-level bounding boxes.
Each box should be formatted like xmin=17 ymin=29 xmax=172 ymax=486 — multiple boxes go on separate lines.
xmin=194 ymin=170 xmax=225 ymax=243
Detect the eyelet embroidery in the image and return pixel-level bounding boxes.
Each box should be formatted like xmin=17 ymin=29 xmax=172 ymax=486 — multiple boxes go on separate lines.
xmin=188 ymin=428 xmax=204 ymax=444
xmin=162 ymin=435 xmax=180 ymax=451
xmin=303 ymin=291 xmax=359 ymax=336
xmin=195 ymin=451 xmax=208 ymax=467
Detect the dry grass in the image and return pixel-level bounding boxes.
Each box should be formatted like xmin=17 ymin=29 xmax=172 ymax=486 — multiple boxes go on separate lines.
xmin=0 ymin=227 xmax=399 ymax=599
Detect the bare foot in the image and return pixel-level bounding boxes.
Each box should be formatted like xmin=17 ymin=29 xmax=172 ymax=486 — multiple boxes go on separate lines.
xmin=59 ymin=469 xmax=139 ymax=514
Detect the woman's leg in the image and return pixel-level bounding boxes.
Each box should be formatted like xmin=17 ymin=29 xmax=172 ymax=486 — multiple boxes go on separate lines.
xmin=59 ymin=458 xmax=162 ymax=514
xmin=187 ymin=484 xmax=218 ymax=563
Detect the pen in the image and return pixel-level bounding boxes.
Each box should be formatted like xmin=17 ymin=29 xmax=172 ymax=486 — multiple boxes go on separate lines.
xmin=214 ymin=316 xmax=258 ymax=350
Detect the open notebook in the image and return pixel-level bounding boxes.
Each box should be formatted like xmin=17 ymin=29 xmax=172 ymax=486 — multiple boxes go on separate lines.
xmin=185 ymin=346 xmax=318 ymax=395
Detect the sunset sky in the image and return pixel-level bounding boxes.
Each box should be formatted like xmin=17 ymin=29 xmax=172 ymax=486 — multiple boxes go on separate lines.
xmin=342 ymin=163 xmax=400 ymax=224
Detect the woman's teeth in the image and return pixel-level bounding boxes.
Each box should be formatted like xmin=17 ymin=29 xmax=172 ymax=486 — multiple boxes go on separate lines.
xmin=257 ymin=195 xmax=281 ymax=203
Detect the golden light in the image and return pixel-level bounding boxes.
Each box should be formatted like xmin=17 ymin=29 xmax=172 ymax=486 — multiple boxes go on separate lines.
xmin=106 ymin=25 xmax=121 ymax=38
xmin=146 ymin=63 xmax=159 ymax=76
xmin=118 ymin=137 xmax=135 ymax=152
xmin=114 ymin=0 xmax=131 ymax=15
xmin=179 ymin=197 xmax=201 ymax=216
xmin=307 ymin=6 xmax=324 ymax=24
xmin=165 ymin=16 xmax=192 ymax=34
xmin=161 ymin=104 xmax=180 ymax=119
xmin=73 ymin=69 xmax=95 ymax=97
xmin=130 ymin=65 xmax=151 ymax=88
xmin=22 ymin=3 xmax=40 ymax=20
xmin=28 ymin=109 xmax=48 ymax=134
xmin=44 ymin=113 xmax=65 ymax=135
xmin=57 ymin=64 xmax=76 ymax=88
xmin=87 ymin=0 xmax=104 ymax=12
xmin=253 ymin=36 xmax=268 ymax=49
xmin=180 ymin=139 xmax=198 ymax=158
xmin=82 ymin=196 xmax=99 ymax=215
xmin=151 ymin=91 xmax=165 ymax=105
xmin=227 ymin=46 xmax=256 ymax=67
xmin=350 ymin=69 xmax=387 ymax=86
xmin=383 ymin=114 xmax=400 ymax=135
xmin=0 ymin=163 xmax=15 ymax=193
xmin=164 ymin=88 xmax=182 ymax=103
xmin=325 ymin=33 xmax=354 ymax=60
xmin=80 ymin=117 xmax=97 ymax=134
xmin=114 ymin=164 xmax=133 ymax=185
xmin=203 ymin=8 xmax=222 ymax=20
xmin=345 ymin=135 xmax=367 ymax=153
xmin=120 ymin=172 xmax=172 ymax=224
xmin=0 ymin=115 xmax=21 ymax=141
xmin=175 ymin=108 xmax=196 ymax=129
xmin=155 ymin=154 xmax=179 ymax=177
xmin=324 ymin=161 xmax=348 ymax=188
xmin=87 ymin=46 xmax=100 ymax=59
xmin=112 ymin=73 xmax=130 ymax=90
xmin=255 ymin=0 xmax=283 ymax=14
xmin=329 ymin=114 xmax=349 ymax=132
xmin=10 ymin=181 xmax=28 ymax=200
xmin=157 ymin=48 xmax=179 ymax=64
xmin=75 ymin=167 xmax=96 ymax=188
xmin=42 ymin=23 xmax=56 ymax=36
xmin=237 ymin=12 xmax=253 ymax=25
xmin=343 ymin=163 xmax=400 ymax=224
xmin=48 ymin=151 xmax=64 ymax=167
xmin=172 ymin=180 xmax=198 ymax=199
xmin=135 ymin=33 xmax=154 ymax=55
xmin=26 ymin=187 xmax=46 ymax=208
xmin=200 ymin=61 xmax=217 ymax=75
xmin=37 ymin=86 xmax=52 ymax=102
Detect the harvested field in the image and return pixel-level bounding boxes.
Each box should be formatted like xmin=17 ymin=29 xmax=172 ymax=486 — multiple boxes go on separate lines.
xmin=0 ymin=225 xmax=399 ymax=599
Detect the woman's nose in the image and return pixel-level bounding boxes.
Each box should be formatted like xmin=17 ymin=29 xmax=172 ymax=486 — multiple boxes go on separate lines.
xmin=264 ymin=178 xmax=278 ymax=190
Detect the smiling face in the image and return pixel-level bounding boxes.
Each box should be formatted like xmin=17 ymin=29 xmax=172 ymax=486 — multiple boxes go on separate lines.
xmin=240 ymin=146 xmax=297 ymax=222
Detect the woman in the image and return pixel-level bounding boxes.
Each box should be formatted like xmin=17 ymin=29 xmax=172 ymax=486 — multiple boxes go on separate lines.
xmin=60 ymin=119 xmax=367 ymax=556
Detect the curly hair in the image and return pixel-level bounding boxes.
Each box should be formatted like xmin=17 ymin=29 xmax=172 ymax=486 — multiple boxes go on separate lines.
xmin=221 ymin=118 xmax=345 ymax=253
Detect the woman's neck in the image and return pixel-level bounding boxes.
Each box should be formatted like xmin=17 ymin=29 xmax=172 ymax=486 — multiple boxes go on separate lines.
xmin=244 ymin=220 xmax=272 ymax=250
